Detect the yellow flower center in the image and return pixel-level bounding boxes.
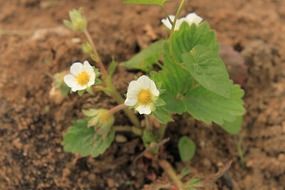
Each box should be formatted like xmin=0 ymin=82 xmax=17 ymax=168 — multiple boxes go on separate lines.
xmin=138 ymin=89 xmax=152 ymax=105
xmin=76 ymin=71 xmax=90 ymax=86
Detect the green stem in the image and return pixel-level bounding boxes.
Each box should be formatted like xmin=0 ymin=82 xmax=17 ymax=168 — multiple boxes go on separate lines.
xmin=83 ymin=29 xmax=140 ymax=128
xmin=159 ymin=160 xmax=185 ymax=190
xmin=114 ymin=125 xmax=142 ymax=136
xmin=83 ymin=29 xmax=108 ymax=78
xmin=109 ymin=104 xmax=127 ymax=115
xmin=170 ymin=0 xmax=185 ymax=35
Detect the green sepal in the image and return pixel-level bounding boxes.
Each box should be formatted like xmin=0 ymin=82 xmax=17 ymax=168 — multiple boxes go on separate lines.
xmin=108 ymin=59 xmax=118 ymax=77
xmin=63 ymin=8 xmax=87 ymax=32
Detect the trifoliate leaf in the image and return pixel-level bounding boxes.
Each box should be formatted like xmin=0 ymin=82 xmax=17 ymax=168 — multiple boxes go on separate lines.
xmin=123 ymin=40 xmax=166 ymax=72
xmin=63 ymin=119 xmax=115 ymax=157
xmin=181 ymin=45 xmax=232 ymax=97
xmin=123 ymin=0 xmax=168 ymax=6
xmin=168 ymin=22 xmax=233 ymax=97
xmin=152 ymin=26 xmax=245 ymax=131
xmin=178 ymin=136 xmax=196 ymax=162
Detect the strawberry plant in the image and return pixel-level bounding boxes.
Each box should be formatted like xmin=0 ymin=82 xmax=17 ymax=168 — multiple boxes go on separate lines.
xmin=56 ymin=0 xmax=245 ymax=189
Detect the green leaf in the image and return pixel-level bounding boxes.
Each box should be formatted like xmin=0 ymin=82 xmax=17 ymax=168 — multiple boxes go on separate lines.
xmin=221 ymin=115 xmax=243 ymax=134
xmin=150 ymin=21 xmax=245 ymax=133
xmin=178 ymin=136 xmax=196 ymax=162
xmin=152 ymin=44 xmax=193 ymax=114
xmin=185 ymin=85 xmax=245 ymax=126
xmin=123 ymin=0 xmax=167 ymax=6
xmin=168 ymin=22 xmax=232 ymax=97
xmin=63 ymin=119 xmax=115 ymax=157
xmin=152 ymin=106 xmax=173 ymax=124
xmin=123 ymin=40 xmax=166 ymax=72
xmin=169 ymin=22 xmax=219 ymax=63
xmin=181 ymin=45 xmax=232 ymax=97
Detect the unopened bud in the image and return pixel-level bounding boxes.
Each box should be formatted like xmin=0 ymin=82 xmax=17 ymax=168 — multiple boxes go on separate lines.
xmin=64 ymin=9 xmax=87 ymax=32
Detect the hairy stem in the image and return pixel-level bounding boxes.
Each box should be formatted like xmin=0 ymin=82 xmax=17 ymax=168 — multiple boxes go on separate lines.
xmin=83 ymin=29 xmax=140 ymax=128
xmin=171 ymin=0 xmax=185 ymax=34
xmin=159 ymin=160 xmax=185 ymax=190
xmin=83 ymin=29 xmax=108 ymax=77
xmin=109 ymin=104 xmax=127 ymax=115
xmin=114 ymin=125 xmax=143 ymax=136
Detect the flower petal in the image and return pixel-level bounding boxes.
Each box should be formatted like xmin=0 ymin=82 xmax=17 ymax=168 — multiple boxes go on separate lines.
xmin=83 ymin=61 xmax=96 ymax=86
xmin=161 ymin=15 xmax=175 ymax=30
xmin=150 ymin=80 xmax=159 ymax=97
xmin=64 ymin=74 xmax=88 ymax=92
xmin=126 ymin=80 xmax=141 ymax=99
xmin=70 ymin=62 xmax=83 ymax=75
xmin=136 ymin=105 xmax=152 ymax=115
xmin=64 ymin=74 xmax=76 ymax=88
xmin=137 ymin=75 xmax=152 ymax=89
xmin=73 ymin=84 xmax=87 ymax=92
xmin=83 ymin=60 xmax=93 ymax=70
xmin=185 ymin=13 xmax=202 ymax=25
xmin=124 ymin=97 xmax=137 ymax=106
xmin=175 ymin=19 xmax=185 ymax=30
xmin=87 ymin=71 xmax=96 ymax=86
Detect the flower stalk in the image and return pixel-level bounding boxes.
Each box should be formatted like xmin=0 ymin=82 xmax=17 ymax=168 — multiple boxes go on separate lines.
xmin=82 ymin=28 xmax=140 ymax=127
xmin=159 ymin=160 xmax=185 ymax=190
xmin=109 ymin=104 xmax=127 ymax=115
xmin=108 ymin=84 xmax=141 ymax=127
xmin=171 ymin=0 xmax=185 ymax=34
xmin=83 ymin=29 xmax=108 ymax=78
xmin=114 ymin=125 xmax=142 ymax=136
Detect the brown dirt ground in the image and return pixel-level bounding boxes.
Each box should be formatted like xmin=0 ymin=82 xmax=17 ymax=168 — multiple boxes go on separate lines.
xmin=0 ymin=0 xmax=285 ymax=189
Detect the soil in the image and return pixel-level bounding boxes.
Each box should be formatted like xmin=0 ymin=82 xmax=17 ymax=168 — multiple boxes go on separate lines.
xmin=0 ymin=0 xmax=285 ymax=189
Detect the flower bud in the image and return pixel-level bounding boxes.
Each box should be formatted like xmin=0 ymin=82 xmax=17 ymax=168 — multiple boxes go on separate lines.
xmin=64 ymin=9 xmax=87 ymax=32
xmin=83 ymin=109 xmax=115 ymax=135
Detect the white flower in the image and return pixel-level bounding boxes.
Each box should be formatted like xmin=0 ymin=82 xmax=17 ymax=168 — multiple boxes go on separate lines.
xmin=64 ymin=61 xmax=96 ymax=92
xmin=125 ymin=75 xmax=159 ymax=115
xmin=161 ymin=12 xmax=202 ymax=31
